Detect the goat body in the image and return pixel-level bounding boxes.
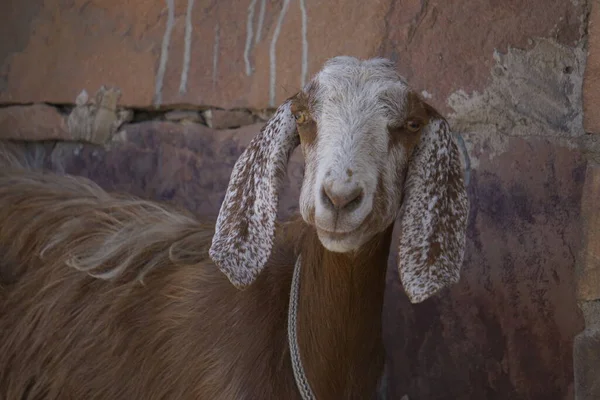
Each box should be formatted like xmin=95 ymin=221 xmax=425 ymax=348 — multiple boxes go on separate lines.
xmin=0 ymin=56 xmax=469 ymax=399
xmin=0 ymin=169 xmax=387 ymax=399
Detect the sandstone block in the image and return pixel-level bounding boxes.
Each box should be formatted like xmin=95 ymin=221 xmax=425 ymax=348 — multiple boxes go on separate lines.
xmin=574 ymin=325 xmax=600 ymax=400
xmin=584 ymin=0 xmax=600 ymax=134
xmin=0 ymin=104 xmax=68 ymax=141
xmin=0 ymin=0 xmax=586 ymax=110
xmin=578 ymin=162 xmax=600 ymax=301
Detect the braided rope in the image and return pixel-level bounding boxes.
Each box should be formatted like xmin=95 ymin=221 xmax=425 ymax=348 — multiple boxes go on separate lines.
xmin=288 ymin=255 xmax=316 ymax=400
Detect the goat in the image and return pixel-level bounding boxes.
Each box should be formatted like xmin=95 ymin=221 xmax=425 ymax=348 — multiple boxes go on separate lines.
xmin=0 ymin=56 xmax=468 ymax=399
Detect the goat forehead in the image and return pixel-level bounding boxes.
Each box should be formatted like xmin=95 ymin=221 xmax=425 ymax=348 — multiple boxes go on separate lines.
xmin=317 ymin=75 xmax=400 ymax=106
xmin=316 ymin=58 xmax=406 ymax=93
xmin=309 ymin=59 xmax=409 ymax=124
xmin=318 ymin=56 xmax=406 ymax=84
xmin=311 ymin=85 xmax=397 ymax=139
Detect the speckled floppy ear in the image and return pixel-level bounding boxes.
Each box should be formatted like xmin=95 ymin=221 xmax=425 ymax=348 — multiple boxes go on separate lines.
xmin=397 ymin=104 xmax=469 ymax=304
xmin=209 ymin=99 xmax=300 ymax=289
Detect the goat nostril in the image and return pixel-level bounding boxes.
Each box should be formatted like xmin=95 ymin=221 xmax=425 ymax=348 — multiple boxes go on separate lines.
xmin=345 ymin=189 xmax=363 ymax=210
xmin=321 ymin=187 xmax=335 ymax=209
xmin=322 ymin=185 xmax=364 ymax=211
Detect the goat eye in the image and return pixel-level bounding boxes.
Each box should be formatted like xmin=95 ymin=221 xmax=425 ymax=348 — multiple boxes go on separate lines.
xmin=294 ymin=111 xmax=309 ymax=125
xmin=406 ymin=119 xmax=422 ymax=132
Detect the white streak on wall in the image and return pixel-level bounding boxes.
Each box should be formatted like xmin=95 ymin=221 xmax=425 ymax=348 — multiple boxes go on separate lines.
xmin=299 ymin=0 xmax=308 ymax=87
xmin=255 ymin=0 xmax=267 ymax=44
xmin=213 ymin=22 xmax=220 ymax=89
xmin=179 ymin=0 xmax=196 ymax=94
xmin=269 ymin=0 xmax=291 ymax=107
xmin=154 ymin=0 xmax=175 ymax=108
xmin=244 ymin=0 xmax=258 ymax=76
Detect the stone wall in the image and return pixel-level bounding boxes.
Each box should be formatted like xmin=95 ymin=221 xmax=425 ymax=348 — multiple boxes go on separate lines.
xmin=1 ymin=0 xmax=598 ymax=399
xmin=576 ymin=1 xmax=600 ymax=399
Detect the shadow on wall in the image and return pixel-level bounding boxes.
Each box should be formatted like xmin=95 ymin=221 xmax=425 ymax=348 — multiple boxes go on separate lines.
xmin=384 ymin=138 xmax=586 ymax=399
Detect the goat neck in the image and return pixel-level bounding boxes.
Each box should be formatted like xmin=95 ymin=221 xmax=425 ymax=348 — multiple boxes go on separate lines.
xmin=293 ymin=223 xmax=393 ymax=399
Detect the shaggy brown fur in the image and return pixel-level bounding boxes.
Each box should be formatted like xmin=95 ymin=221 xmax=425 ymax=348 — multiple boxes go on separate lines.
xmin=0 ymin=167 xmax=390 ymax=399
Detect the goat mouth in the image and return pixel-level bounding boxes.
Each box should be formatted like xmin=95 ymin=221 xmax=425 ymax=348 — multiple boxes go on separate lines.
xmin=315 ymin=225 xmax=369 ymax=253
xmin=316 ymin=225 xmax=362 ymax=240
xmin=318 ymin=228 xmax=355 ymax=239
xmin=314 ymin=214 xmax=370 ymax=240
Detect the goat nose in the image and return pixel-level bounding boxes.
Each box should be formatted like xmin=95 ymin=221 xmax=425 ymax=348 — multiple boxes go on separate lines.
xmin=322 ymin=183 xmax=364 ymax=211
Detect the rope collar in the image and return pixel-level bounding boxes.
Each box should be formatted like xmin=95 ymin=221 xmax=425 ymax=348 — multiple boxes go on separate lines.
xmin=288 ymin=255 xmax=316 ymax=400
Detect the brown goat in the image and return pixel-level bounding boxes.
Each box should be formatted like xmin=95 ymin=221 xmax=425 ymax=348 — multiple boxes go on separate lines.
xmin=0 ymin=57 xmax=468 ymax=399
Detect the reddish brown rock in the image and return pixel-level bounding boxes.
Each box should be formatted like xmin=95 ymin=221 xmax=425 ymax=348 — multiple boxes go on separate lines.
xmin=577 ymin=162 xmax=600 ymax=301
xmin=584 ymin=0 xmax=600 ymax=134
xmin=203 ymin=109 xmax=257 ymax=129
xmin=0 ymin=104 xmax=68 ymax=141
xmin=0 ymin=0 xmax=163 ymax=107
xmin=384 ymin=136 xmax=586 ymax=400
xmin=381 ymin=0 xmax=586 ymax=113
xmin=164 ymin=110 xmax=203 ymax=123
xmin=0 ymin=0 xmax=586 ymax=110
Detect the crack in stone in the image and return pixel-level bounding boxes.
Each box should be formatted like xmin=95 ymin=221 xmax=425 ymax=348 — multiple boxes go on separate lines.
xmin=406 ymin=0 xmax=430 ymax=49
xmin=377 ymin=0 xmax=396 ymax=56
xmin=0 ymin=101 xmax=272 ymax=131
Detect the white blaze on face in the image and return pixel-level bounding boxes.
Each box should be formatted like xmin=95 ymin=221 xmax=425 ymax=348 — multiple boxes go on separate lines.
xmin=297 ymin=57 xmax=413 ymax=253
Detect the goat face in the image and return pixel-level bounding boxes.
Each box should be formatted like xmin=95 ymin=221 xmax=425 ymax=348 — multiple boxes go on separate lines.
xmin=210 ymin=56 xmax=469 ymax=304
xmin=292 ymin=57 xmax=428 ymax=253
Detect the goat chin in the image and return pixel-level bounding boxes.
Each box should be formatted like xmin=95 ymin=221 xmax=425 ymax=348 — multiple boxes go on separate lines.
xmin=0 ymin=165 xmax=390 ymax=399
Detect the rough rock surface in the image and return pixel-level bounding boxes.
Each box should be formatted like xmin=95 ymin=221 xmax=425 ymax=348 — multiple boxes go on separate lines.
xmin=27 ymin=121 xmax=304 ymax=220
xmin=584 ymin=0 xmax=600 ymax=134
xmin=0 ymin=0 xmax=587 ymax=110
xmin=448 ymin=39 xmax=585 ymax=141
xmin=578 ymin=162 xmax=600 ymax=302
xmin=384 ymin=136 xmax=585 ymax=400
xmin=203 ymin=109 xmax=258 ymax=129
xmin=0 ymin=104 xmax=69 ymax=141
xmin=574 ymin=325 xmax=600 ymax=400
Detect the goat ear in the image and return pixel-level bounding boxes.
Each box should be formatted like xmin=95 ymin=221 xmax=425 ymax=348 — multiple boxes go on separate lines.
xmin=209 ymin=99 xmax=300 ymax=289
xmin=397 ymin=100 xmax=469 ymax=304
